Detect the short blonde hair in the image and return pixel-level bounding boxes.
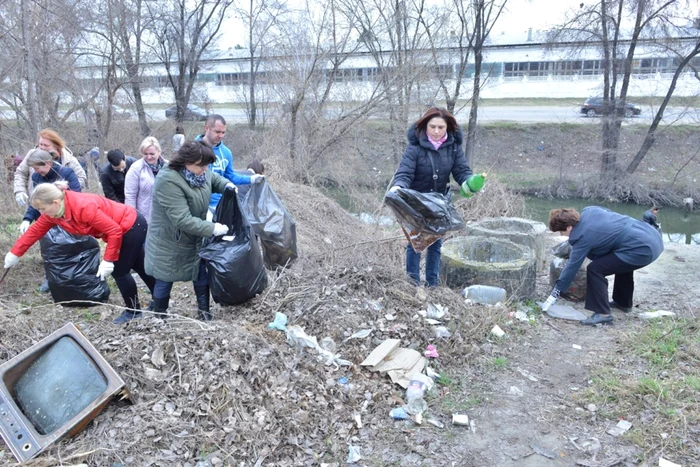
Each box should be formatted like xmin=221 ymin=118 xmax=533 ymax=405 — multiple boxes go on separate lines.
xmin=30 ymin=183 xmax=66 ymax=208
xmin=139 ymin=137 xmax=161 ymax=157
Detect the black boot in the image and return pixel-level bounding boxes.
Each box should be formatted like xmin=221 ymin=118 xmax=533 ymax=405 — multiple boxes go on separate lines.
xmin=609 ymin=300 xmax=632 ymax=313
xmin=113 ymin=310 xmax=143 ymax=324
xmin=580 ymin=313 xmax=614 ymax=326
xmin=194 ymin=285 xmax=212 ymax=321
xmin=152 ymin=296 xmax=170 ymax=319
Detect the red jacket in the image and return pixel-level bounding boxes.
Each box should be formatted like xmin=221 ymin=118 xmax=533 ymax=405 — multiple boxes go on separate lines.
xmin=12 ymin=191 xmax=138 ymax=262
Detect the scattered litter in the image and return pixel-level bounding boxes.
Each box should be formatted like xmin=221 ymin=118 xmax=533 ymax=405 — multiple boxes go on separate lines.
xmin=267 ymin=312 xmax=288 ymax=331
xmin=353 ymin=412 xmax=362 ymax=429
xmin=607 ymin=419 xmax=632 ymax=437
xmin=434 ymin=326 xmax=451 ymax=338
xmin=509 ymin=386 xmax=523 ymax=396
xmin=513 ymin=310 xmax=529 ymax=322
xmin=343 ymin=329 xmax=373 ymax=342
xmin=425 ymin=367 xmax=440 ymax=380
xmin=390 ymin=407 xmax=408 ymax=420
xmin=516 ymin=367 xmax=538 ymax=382
xmin=587 ymin=404 xmax=597 ymax=412
xmin=418 ymin=303 xmax=447 ymax=319
xmin=639 ymin=310 xmax=676 ymax=319
xmin=404 ymin=373 xmax=433 ymax=415
xmin=530 ymin=443 xmax=556 ymax=459
xmin=491 ymin=325 xmax=505 ymax=338
xmin=365 ymin=299 xmax=383 ymax=311
xmin=424 ymin=318 xmax=442 ymax=325
xmin=659 ymin=457 xmax=681 ymax=467
xmin=269 ymin=313 xmax=352 ymax=368
xmin=573 ymin=344 xmax=582 ymax=350
xmin=346 ymin=445 xmax=362 ymax=464
xmin=452 ymin=414 xmax=469 ymax=426
xmin=427 ymin=418 xmax=444 ymax=428
xmin=424 ymin=345 xmax=439 ymax=358
xmin=462 ymin=285 xmax=506 ymax=305
xmin=385 ymin=313 xmax=396 ymax=321
xmin=361 ymin=339 xmax=427 ymax=388
xmin=543 ymin=303 xmax=587 ymax=321
xmin=337 ymin=377 xmax=348 ymax=385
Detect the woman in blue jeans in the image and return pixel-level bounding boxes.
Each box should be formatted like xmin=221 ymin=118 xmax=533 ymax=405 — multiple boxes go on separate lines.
xmin=390 ymin=107 xmax=472 ymax=287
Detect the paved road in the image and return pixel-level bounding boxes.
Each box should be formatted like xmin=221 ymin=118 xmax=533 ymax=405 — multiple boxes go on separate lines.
xmin=4 ymin=105 xmax=699 ymax=125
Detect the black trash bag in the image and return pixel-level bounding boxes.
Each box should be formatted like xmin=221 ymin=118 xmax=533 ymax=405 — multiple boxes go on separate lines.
xmin=199 ymin=188 xmax=267 ymax=306
xmin=384 ymin=188 xmax=464 ymax=236
xmin=39 ymin=226 xmax=111 ymax=306
xmin=240 ymin=180 xmax=298 ymax=269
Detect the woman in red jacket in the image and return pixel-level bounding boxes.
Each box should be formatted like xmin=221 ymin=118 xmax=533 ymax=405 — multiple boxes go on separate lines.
xmin=3 ymin=182 xmax=156 ymax=324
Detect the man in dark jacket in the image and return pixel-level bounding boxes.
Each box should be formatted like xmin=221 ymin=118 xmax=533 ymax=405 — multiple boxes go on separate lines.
xmin=101 ymin=149 xmax=136 ymax=203
xmin=642 ymin=207 xmax=661 ymax=232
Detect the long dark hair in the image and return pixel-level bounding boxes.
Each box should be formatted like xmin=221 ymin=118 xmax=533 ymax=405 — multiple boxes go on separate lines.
xmin=169 ymin=140 xmax=215 ymax=170
xmin=414 ymin=107 xmax=458 ymax=136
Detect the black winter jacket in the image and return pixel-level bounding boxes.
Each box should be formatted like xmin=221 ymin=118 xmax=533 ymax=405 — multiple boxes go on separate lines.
xmin=100 ymin=156 xmax=136 ymax=203
xmin=393 ymin=125 xmax=471 ymax=195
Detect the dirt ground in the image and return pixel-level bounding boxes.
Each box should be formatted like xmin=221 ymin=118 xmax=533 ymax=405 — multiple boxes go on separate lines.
xmin=0 ymin=180 xmax=698 ymax=467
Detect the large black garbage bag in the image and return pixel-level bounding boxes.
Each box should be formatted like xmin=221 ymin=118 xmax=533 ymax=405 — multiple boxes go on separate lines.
xmin=240 ymin=180 xmax=298 ymax=269
xmin=39 ymin=226 xmax=111 ymax=306
xmin=199 ymin=188 xmax=267 ymax=306
xmin=384 ymin=187 xmax=464 ymax=252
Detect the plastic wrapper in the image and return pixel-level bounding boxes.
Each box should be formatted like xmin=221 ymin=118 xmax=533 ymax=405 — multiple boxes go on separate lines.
xmin=39 ymin=226 xmax=110 ymax=306
xmin=199 ymin=188 xmax=267 ymax=306
xmin=385 ymin=188 xmax=464 ymax=252
xmin=240 ymin=180 xmax=298 ymax=269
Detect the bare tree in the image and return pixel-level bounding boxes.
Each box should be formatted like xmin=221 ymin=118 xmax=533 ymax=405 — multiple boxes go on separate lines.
xmin=549 ymin=0 xmax=686 ymax=174
xmin=148 ymin=0 xmax=234 ymax=122
xmin=237 ymin=0 xmax=287 ymax=129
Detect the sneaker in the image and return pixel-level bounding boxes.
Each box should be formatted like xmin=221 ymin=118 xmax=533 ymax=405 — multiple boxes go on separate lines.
xmin=609 ymin=300 xmax=632 ymax=313
xmin=39 ymin=279 xmax=50 ymax=293
xmin=113 ymin=310 xmax=143 ymax=324
xmin=580 ymin=313 xmax=614 ymax=326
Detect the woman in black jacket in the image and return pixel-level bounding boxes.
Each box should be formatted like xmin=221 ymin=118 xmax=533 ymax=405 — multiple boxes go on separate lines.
xmin=390 ymin=107 xmax=472 ymax=287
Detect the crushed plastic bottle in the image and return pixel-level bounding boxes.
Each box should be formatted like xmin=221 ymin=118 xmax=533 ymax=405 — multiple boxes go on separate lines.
xmin=462 ymin=285 xmax=507 ymax=305
xmin=404 ymin=373 xmax=434 ymax=415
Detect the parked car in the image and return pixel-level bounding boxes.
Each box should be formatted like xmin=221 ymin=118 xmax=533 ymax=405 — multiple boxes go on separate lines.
xmin=165 ymin=104 xmax=208 ymax=121
xmin=581 ymin=97 xmax=642 ymax=118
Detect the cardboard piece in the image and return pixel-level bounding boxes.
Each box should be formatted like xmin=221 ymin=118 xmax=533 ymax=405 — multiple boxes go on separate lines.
xmin=541 ymin=303 xmax=587 ymax=321
xmin=362 ymin=339 xmax=428 ymax=388
xmin=360 ymin=339 xmax=400 ymax=367
xmin=607 ymin=419 xmax=632 ymax=437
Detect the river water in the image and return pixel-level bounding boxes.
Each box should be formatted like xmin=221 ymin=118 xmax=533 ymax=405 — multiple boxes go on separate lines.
xmin=525 ymin=197 xmax=700 ymax=245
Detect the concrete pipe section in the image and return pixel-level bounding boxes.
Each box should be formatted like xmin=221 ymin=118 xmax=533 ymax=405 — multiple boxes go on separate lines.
xmin=462 ymin=217 xmax=547 ymax=270
xmin=440 ymin=236 xmax=537 ymax=299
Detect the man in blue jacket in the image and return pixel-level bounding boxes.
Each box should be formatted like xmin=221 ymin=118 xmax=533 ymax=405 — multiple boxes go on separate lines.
xmin=196 ymin=114 xmax=263 ymax=216
xmin=542 ymin=206 xmax=664 ymax=326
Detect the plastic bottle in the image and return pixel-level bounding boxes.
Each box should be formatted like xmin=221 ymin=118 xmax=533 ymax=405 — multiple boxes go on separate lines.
xmin=462 ymin=285 xmax=507 ymax=305
xmin=404 ymin=373 xmax=434 ymax=415
xmin=460 ymin=173 xmax=487 ymax=198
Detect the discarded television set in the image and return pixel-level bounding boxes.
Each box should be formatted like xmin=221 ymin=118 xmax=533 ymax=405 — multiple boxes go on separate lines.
xmin=0 ymin=322 xmax=130 ymax=462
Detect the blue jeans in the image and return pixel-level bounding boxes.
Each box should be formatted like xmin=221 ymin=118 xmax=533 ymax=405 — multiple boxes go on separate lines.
xmin=405 ymin=239 xmax=442 ymax=287
xmin=153 ymin=261 xmax=208 ymax=299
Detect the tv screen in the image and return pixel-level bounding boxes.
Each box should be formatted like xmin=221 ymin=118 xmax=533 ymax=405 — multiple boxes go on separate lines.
xmin=13 ymin=337 xmax=108 ymax=435
xmin=0 ymin=323 xmax=129 ymax=463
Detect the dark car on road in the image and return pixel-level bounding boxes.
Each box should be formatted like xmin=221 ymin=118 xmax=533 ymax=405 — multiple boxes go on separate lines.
xmin=581 ymin=97 xmax=641 ymax=118
xmin=165 ymin=104 xmax=208 ymax=121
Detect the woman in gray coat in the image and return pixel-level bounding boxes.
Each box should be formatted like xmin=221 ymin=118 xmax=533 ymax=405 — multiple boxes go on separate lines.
xmin=144 ymin=141 xmax=233 ymax=321
xmin=542 ymin=206 xmax=664 ymax=326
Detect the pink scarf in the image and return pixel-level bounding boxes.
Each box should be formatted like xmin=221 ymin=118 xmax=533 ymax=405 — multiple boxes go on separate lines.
xmin=428 ymin=133 xmax=448 ymax=150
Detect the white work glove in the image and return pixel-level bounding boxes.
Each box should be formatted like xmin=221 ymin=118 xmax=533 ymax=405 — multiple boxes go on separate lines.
xmin=250 ymin=174 xmax=265 ymax=184
xmin=389 ymin=186 xmax=400 ymax=193
xmin=19 ymin=220 xmax=31 ymax=234
xmin=96 ymin=260 xmax=115 ymax=281
xmin=225 ymin=183 xmax=238 ymax=192
xmin=541 ymin=295 xmax=557 ymax=311
xmin=212 ymin=223 xmax=229 ymax=236
xmin=4 ymin=252 xmax=20 ymax=269
xmin=15 ymin=193 xmax=28 ymax=207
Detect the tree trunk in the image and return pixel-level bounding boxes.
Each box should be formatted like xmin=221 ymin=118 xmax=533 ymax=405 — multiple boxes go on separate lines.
xmin=21 ymin=0 xmax=40 ymax=134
